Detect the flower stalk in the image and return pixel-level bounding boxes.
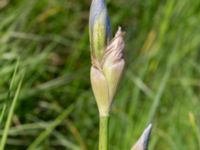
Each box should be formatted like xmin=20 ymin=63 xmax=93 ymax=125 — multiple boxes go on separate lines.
xmin=99 ymin=116 xmax=109 ymax=150
xmin=89 ymin=0 xmax=153 ymax=150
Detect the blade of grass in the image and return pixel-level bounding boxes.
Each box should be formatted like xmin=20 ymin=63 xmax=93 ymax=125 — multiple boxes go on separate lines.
xmin=0 ymin=59 xmax=19 ymax=126
xmin=0 ymin=105 xmax=6 ymax=125
xmin=7 ymin=59 xmax=20 ymax=99
xmin=0 ymin=70 xmax=24 ymax=150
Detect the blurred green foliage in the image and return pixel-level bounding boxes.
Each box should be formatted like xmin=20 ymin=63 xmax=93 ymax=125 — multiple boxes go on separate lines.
xmin=0 ymin=0 xmax=200 ymax=149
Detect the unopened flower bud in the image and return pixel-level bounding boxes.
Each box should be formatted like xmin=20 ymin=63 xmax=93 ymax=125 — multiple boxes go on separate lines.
xmin=89 ymin=0 xmax=125 ymax=117
xmin=89 ymin=0 xmax=111 ymax=62
xmin=131 ymin=124 xmax=152 ymax=150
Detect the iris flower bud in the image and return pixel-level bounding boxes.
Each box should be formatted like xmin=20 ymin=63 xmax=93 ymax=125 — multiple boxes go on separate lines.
xmin=89 ymin=0 xmax=125 ymax=117
xmin=89 ymin=0 xmax=111 ymax=62
xmin=89 ymin=1 xmax=152 ymax=149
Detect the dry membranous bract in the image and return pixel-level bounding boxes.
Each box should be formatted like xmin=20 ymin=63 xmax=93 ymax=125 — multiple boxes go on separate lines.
xmin=90 ymin=27 xmax=125 ymax=117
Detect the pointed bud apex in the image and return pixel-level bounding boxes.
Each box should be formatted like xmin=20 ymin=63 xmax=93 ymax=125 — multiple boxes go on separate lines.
xmin=89 ymin=0 xmax=111 ymax=62
xmin=131 ymin=124 xmax=152 ymax=150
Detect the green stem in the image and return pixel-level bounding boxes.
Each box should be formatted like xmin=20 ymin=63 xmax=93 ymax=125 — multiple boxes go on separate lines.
xmin=99 ymin=116 xmax=109 ymax=150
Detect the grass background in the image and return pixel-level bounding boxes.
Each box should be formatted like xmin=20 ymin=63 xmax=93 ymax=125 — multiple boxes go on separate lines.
xmin=0 ymin=0 xmax=200 ymax=149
